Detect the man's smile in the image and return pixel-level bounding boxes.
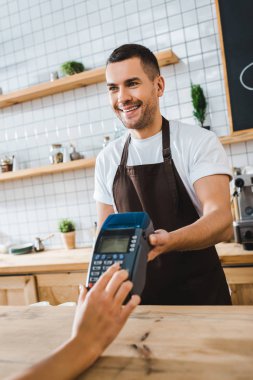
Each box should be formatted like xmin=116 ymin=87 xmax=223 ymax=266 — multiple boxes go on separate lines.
xmin=116 ymin=102 xmax=142 ymax=118
xmin=117 ymin=105 xmax=142 ymax=120
xmin=120 ymin=105 xmax=139 ymax=113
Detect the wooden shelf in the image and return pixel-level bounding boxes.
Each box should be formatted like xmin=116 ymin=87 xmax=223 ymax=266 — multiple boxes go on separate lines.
xmin=0 ymin=49 xmax=179 ymax=109
xmin=0 ymin=158 xmax=96 ymax=183
xmin=1 ymin=133 xmax=253 ymax=183
xmin=219 ymin=131 xmax=253 ymax=145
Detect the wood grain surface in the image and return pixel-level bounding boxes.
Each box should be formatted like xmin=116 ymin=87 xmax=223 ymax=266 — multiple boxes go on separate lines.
xmin=0 ymin=305 xmax=253 ymax=379
xmin=0 ymin=243 xmax=252 ymax=276
xmin=217 ymin=243 xmax=253 ymax=266
xmin=0 ymin=248 xmax=91 ymax=275
xmin=0 ymin=158 xmax=96 ymax=183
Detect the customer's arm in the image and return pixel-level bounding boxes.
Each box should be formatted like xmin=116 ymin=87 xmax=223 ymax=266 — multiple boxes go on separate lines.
xmin=148 ymin=174 xmax=233 ymax=260
xmin=9 ymin=264 xmax=140 ymax=380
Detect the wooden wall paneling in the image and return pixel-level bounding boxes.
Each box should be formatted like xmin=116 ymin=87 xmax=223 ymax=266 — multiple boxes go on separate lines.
xmin=224 ymin=267 xmax=253 ymax=305
xmin=36 ymin=272 xmax=87 ymax=305
xmin=0 ymin=276 xmax=38 ymax=305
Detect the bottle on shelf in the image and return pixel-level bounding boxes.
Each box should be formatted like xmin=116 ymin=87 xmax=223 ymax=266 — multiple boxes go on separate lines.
xmin=50 ymin=71 xmax=59 ymax=81
xmin=102 ymin=136 xmax=110 ymax=148
xmin=12 ymin=155 xmax=19 ymax=171
xmin=63 ymin=145 xmax=70 ymax=163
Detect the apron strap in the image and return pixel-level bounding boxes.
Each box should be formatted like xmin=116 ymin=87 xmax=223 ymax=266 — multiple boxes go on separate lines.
xmin=162 ymin=117 xmax=179 ymax=211
xmin=120 ymin=134 xmax=131 ymax=166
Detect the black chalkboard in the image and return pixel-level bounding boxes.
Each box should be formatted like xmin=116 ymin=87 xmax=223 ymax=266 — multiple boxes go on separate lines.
xmin=216 ymin=0 xmax=253 ymax=133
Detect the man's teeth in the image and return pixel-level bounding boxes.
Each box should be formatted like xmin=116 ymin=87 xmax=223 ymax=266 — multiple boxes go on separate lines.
xmin=122 ymin=106 xmax=138 ymax=112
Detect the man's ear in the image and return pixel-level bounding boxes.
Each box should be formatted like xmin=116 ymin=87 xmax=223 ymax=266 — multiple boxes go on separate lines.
xmin=156 ymin=75 xmax=165 ymax=97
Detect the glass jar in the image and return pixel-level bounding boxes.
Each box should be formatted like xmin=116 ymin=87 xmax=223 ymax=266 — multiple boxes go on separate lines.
xmin=49 ymin=144 xmax=63 ymax=164
xmin=0 ymin=155 xmax=13 ymax=172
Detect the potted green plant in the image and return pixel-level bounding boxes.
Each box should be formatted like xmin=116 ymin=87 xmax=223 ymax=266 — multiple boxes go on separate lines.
xmin=191 ymin=83 xmax=210 ymax=130
xmin=61 ymin=61 xmax=85 ymax=76
xmin=58 ymin=219 xmax=76 ymax=249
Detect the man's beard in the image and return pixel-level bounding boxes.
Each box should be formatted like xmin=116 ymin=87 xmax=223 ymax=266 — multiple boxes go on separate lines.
xmin=116 ymin=93 xmax=157 ymax=131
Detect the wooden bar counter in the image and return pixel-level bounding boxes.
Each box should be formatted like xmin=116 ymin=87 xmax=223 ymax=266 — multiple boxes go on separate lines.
xmin=0 ymin=305 xmax=253 ymax=379
xmin=0 ymin=247 xmax=91 ymax=275
xmin=216 ymin=243 xmax=253 ymax=305
xmin=0 ymin=248 xmax=91 ymax=306
xmin=0 ymin=243 xmax=252 ymax=275
xmin=0 ymin=243 xmax=253 ymax=305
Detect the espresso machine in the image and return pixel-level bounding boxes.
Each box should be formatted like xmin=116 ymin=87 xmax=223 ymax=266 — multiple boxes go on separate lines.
xmin=233 ymin=173 xmax=253 ymax=250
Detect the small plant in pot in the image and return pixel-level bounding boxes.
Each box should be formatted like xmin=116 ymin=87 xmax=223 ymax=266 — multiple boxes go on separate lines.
xmin=61 ymin=61 xmax=85 ymax=76
xmin=191 ymin=83 xmax=210 ymax=130
xmin=58 ymin=219 xmax=76 ymax=249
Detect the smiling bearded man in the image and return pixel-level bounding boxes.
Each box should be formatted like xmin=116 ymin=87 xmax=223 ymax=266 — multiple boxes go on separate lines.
xmin=94 ymin=43 xmax=233 ymax=306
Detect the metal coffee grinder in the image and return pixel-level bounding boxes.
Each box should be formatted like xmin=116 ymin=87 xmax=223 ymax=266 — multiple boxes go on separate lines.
xmin=233 ymin=173 xmax=253 ymax=250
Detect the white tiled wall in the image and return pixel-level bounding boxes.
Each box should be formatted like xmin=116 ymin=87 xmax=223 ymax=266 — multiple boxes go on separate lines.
xmin=0 ymin=0 xmax=251 ymax=248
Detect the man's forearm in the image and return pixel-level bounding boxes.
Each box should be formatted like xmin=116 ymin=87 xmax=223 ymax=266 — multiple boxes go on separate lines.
xmin=167 ymin=209 xmax=233 ymax=252
xmin=149 ymin=208 xmax=233 ymax=260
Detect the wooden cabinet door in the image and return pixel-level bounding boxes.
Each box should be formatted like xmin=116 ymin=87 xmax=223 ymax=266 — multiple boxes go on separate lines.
xmin=0 ymin=276 xmax=38 ymax=305
xmin=36 ymin=272 xmax=87 ymax=306
xmin=224 ymin=267 xmax=253 ymax=305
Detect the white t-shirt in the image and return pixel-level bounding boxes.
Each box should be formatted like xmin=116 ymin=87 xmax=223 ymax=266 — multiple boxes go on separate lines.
xmin=94 ymin=120 xmax=232 ymax=216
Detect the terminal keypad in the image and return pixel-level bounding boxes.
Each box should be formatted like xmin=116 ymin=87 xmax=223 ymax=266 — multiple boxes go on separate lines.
xmin=88 ymin=235 xmax=138 ymax=288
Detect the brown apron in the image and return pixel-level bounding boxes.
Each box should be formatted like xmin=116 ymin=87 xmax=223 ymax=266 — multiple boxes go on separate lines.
xmin=112 ymin=117 xmax=231 ymax=305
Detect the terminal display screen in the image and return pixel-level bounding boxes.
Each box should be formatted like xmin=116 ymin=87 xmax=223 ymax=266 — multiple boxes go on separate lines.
xmin=97 ymin=236 xmax=129 ymax=253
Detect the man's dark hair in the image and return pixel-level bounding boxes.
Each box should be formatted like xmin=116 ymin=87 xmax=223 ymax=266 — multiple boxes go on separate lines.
xmin=106 ymin=44 xmax=160 ymax=80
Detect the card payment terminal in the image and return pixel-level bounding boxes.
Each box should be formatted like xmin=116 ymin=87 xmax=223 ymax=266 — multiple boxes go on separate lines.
xmin=86 ymin=212 xmax=154 ymax=296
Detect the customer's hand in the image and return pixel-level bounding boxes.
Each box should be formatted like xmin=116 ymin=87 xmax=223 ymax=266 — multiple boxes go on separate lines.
xmin=8 ymin=263 xmax=140 ymax=380
xmin=71 ymin=263 xmax=140 ymax=363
